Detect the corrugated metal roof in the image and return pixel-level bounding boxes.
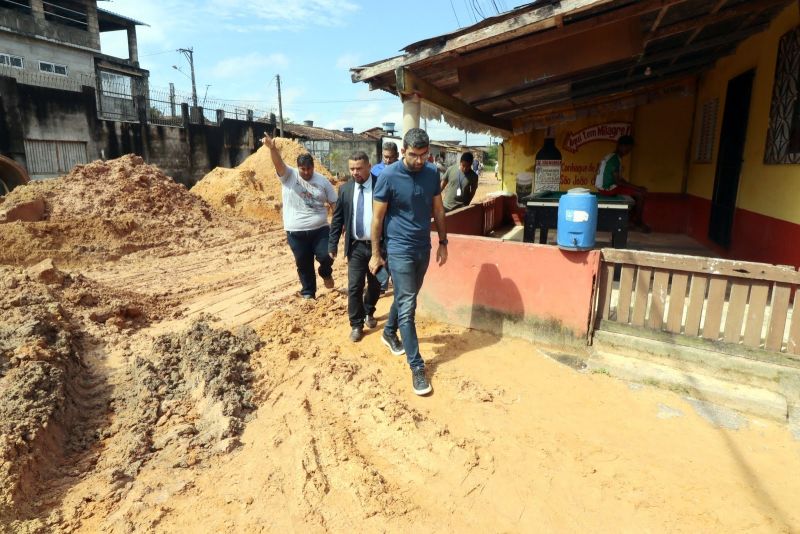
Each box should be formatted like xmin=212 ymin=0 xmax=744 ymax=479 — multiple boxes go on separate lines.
xmin=352 ymin=0 xmax=793 ymax=135
xmin=97 ymin=7 xmax=148 ymax=27
xmin=281 ymin=123 xmax=375 ymax=141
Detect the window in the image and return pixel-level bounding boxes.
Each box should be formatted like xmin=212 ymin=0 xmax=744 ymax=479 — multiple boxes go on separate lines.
xmin=38 ymin=61 xmax=68 ymax=76
xmin=0 ymin=53 xmax=24 ymax=69
xmin=695 ymin=98 xmax=718 ymax=163
xmin=43 ymin=0 xmax=88 ymax=31
xmin=0 ymin=0 xmax=31 ymax=14
xmin=100 ymin=71 xmax=133 ymax=99
xmin=765 ymin=27 xmax=800 ymax=164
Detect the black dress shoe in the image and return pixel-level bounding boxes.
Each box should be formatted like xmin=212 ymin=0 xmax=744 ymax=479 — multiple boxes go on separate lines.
xmin=365 ymin=314 xmax=378 ymax=329
xmin=381 ymin=331 xmax=405 ymax=355
xmin=349 ymin=327 xmax=364 ymax=342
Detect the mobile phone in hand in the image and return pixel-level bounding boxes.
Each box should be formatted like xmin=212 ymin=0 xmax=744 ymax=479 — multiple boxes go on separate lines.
xmin=374 ymin=265 xmax=390 ymax=285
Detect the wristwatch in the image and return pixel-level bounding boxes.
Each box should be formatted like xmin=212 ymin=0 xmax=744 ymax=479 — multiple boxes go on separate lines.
xmin=439 ymin=239 xmax=449 ymax=246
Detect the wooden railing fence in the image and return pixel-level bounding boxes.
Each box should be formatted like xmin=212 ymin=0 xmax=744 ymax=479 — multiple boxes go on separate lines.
xmin=595 ymin=249 xmax=800 ymax=354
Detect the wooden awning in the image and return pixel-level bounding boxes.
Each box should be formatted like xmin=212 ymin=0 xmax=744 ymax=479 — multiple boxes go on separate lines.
xmin=351 ymin=0 xmax=793 ymax=136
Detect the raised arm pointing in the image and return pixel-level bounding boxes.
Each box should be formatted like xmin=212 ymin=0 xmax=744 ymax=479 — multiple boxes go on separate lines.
xmin=261 ymin=133 xmax=287 ymax=178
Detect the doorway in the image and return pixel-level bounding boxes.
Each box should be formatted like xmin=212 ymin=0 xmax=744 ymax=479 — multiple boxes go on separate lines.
xmin=708 ymin=69 xmax=755 ymax=248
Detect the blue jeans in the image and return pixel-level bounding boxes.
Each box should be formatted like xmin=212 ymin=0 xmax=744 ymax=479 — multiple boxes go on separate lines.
xmin=286 ymin=226 xmax=333 ymax=298
xmin=385 ymin=249 xmax=430 ymax=370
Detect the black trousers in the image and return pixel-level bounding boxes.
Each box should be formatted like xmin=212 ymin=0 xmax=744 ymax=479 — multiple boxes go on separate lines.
xmin=348 ymin=240 xmax=380 ymax=327
xmin=286 ymin=226 xmax=333 ymax=298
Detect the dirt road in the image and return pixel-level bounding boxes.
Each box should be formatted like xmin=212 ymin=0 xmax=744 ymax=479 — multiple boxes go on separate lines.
xmin=2 ymin=155 xmax=799 ymax=532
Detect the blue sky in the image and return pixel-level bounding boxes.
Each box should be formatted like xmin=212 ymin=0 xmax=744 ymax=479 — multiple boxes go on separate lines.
xmin=100 ymin=0 xmax=514 ymax=145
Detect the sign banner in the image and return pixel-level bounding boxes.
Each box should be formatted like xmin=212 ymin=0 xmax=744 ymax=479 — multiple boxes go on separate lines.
xmin=562 ymin=122 xmax=632 ymax=153
xmin=534 ymin=159 xmax=562 ymax=192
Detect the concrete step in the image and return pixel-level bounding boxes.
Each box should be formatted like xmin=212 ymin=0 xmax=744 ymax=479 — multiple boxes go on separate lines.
xmin=588 ymin=350 xmax=789 ymax=422
xmin=592 ymin=329 xmax=800 ymax=405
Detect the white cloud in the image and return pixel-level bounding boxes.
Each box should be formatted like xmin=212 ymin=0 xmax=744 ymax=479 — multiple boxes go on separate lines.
xmin=204 ymin=0 xmax=359 ymax=31
xmin=100 ymin=0 xmax=358 ymax=59
xmin=100 ymin=0 xmax=198 ymax=54
xmin=210 ymin=53 xmax=290 ymax=79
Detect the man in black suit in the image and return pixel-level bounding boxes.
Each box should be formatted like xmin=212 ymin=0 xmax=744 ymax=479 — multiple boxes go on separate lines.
xmin=329 ymin=151 xmax=382 ymax=342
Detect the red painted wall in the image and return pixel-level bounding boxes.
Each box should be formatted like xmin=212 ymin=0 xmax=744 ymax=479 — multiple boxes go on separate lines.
xmin=686 ymin=195 xmax=800 ymax=267
xmin=435 ymin=195 xmax=520 ymax=237
xmin=439 ymin=204 xmax=484 ymax=236
xmin=419 ymin=234 xmax=601 ymax=343
xmin=641 ymin=193 xmax=691 ymax=234
xmin=639 ymin=193 xmax=800 ymax=267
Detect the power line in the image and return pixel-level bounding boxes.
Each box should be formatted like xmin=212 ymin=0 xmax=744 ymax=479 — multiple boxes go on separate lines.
xmin=463 ymin=0 xmax=477 ymax=23
xmin=140 ymin=49 xmax=179 ymax=57
xmin=449 ymin=0 xmax=461 ymax=27
xmin=472 ymin=0 xmax=486 ymax=19
xmin=173 ymin=95 xmax=395 ymax=104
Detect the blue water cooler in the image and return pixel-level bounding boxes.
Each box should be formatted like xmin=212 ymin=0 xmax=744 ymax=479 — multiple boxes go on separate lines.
xmin=557 ymin=188 xmax=598 ymax=251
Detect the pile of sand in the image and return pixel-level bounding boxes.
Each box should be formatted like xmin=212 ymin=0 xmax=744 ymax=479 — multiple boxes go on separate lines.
xmin=192 ymin=137 xmax=337 ymax=222
xmin=0 ymin=155 xmax=257 ymax=266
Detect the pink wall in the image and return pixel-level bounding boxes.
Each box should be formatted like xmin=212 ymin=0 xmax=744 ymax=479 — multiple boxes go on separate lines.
xmin=419 ymin=234 xmax=601 ymax=346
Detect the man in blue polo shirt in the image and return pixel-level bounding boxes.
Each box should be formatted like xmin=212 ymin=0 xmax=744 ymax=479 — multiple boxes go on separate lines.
xmin=369 ymin=128 xmax=448 ymax=396
xmin=370 ymin=141 xmax=399 ymax=179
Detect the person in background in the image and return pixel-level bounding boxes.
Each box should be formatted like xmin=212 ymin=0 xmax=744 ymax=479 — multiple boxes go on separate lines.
xmin=370 ymin=141 xmax=399 ymax=178
xmin=440 ymin=151 xmax=479 ymax=212
xmin=435 ymin=153 xmax=447 ymax=178
xmin=262 ymin=133 xmax=337 ymax=299
xmin=595 ymin=135 xmax=650 ymax=232
xmin=329 ymin=151 xmax=382 ymax=342
xmin=370 ymin=141 xmax=399 ymax=294
xmin=369 ymin=128 xmax=448 ymax=396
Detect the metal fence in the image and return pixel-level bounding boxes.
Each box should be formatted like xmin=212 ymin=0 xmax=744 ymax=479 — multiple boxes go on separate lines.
xmin=98 ymin=78 xmax=274 ymax=126
xmin=3 ymin=65 xmax=274 ymax=127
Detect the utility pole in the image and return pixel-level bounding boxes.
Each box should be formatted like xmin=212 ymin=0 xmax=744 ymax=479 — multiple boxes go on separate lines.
xmin=177 ymin=47 xmax=198 ymax=108
xmin=276 ymin=74 xmax=285 ymax=138
xmin=169 ymin=82 xmax=176 ymax=117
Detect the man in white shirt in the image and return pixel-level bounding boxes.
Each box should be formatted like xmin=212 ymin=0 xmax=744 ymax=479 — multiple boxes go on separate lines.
xmin=262 ymin=133 xmax=337 ymax=299
xmin=329 ymin=151 xmax=382 ymax=341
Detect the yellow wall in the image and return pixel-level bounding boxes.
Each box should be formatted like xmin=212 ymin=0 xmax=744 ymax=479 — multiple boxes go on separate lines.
xmin=631 ymin=95 xmax=694 ymax=193
xmin=686 ymin=3 xmax=800 ymax=223
xmin=502 ymin=112 xmax=633 ymax=194
xmin=501 ymin=97 xmax=693 ymax=195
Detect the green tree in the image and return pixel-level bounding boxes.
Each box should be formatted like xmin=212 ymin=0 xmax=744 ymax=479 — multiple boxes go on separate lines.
xmin=484 ymin=144 xmax=498 ymax=167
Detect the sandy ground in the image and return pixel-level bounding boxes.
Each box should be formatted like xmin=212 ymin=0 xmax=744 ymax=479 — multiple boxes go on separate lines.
xmin=2 ymin=156 xmax=800 ymax=533
xmin=472 ymin=170 xmax=503 ymax=205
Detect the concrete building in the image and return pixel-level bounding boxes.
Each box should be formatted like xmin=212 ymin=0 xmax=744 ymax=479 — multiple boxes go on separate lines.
xmin=0 ymin=1 xmax=275 ymax=190
xmin=0 ymin=0 xmax=147 ymax=185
